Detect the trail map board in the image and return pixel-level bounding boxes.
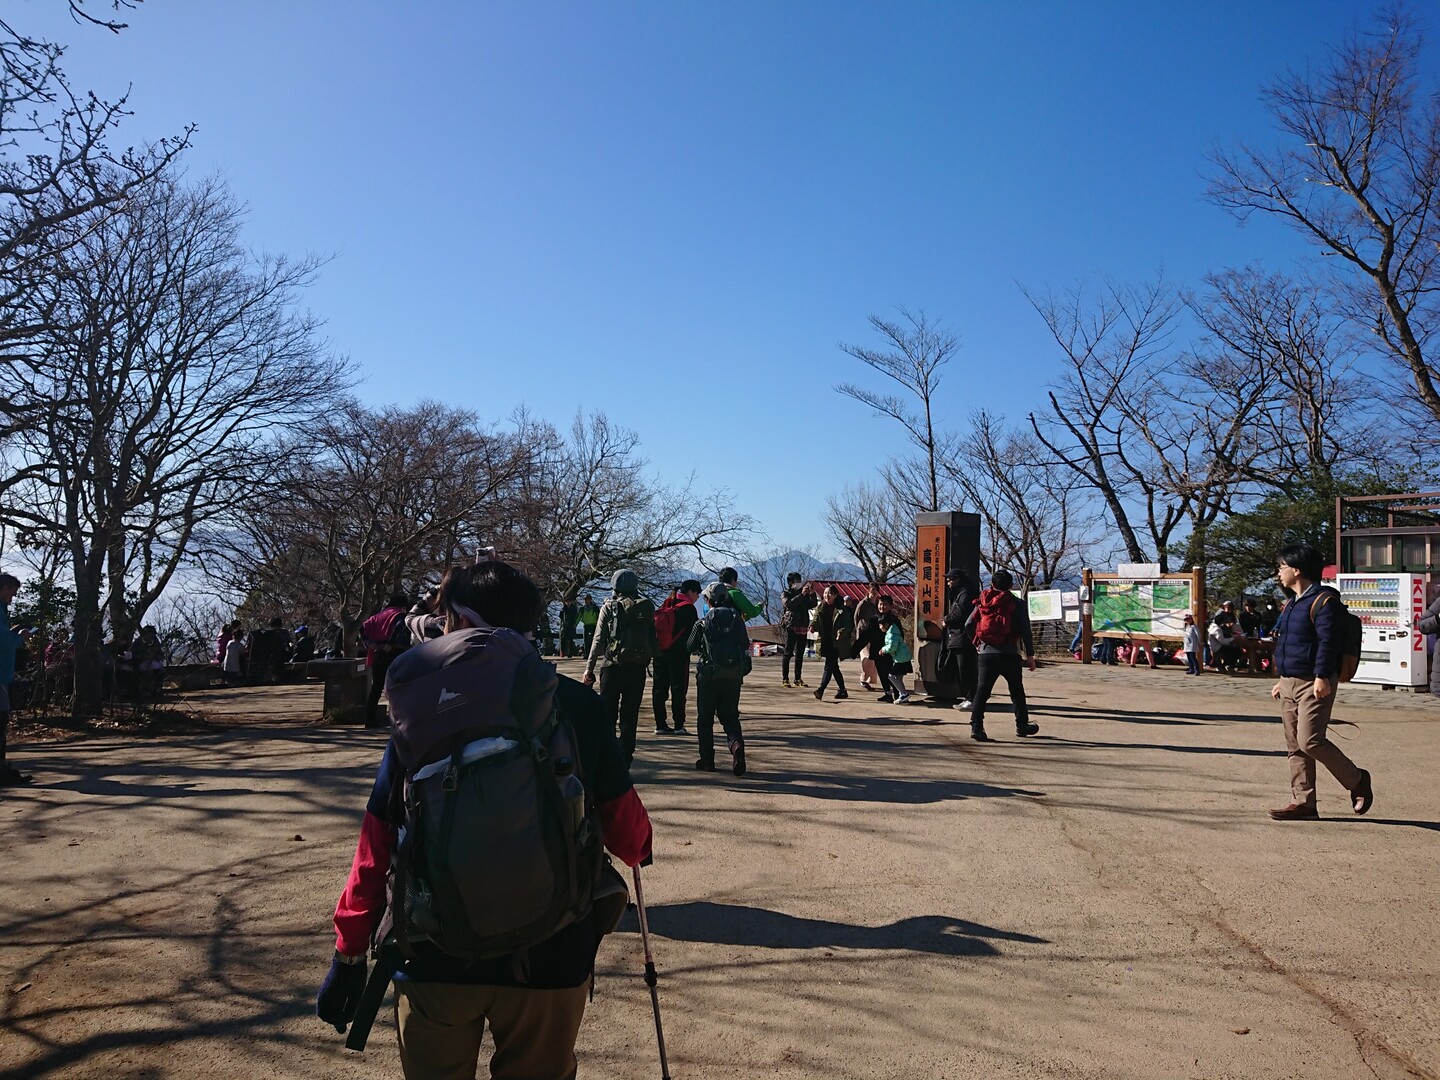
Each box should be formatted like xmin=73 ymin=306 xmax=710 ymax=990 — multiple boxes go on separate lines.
xmin=1092 ymin=580 xmax=1192 ymax=637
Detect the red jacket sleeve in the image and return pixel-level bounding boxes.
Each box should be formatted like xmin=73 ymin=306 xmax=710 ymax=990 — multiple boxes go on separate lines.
xmin=597 ymin=787 xmax=652 ymax=868
xmin=332 ymin=811 xmax=396 ymax=956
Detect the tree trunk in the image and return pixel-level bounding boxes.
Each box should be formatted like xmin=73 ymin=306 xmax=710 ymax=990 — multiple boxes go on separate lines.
xmin=70 ymin=570 xmax=104 ymax=718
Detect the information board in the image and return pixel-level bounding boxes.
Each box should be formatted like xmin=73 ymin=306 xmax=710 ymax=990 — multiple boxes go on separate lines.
xmin=1025 ymin=589 xmax=1064 ymax=622
xmin=1092 ymin=580 xmax=1191 ymax=637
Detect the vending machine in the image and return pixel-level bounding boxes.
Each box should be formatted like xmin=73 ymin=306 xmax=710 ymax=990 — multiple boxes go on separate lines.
xmin=1334 ymin=573 xmax=1431 ymax=688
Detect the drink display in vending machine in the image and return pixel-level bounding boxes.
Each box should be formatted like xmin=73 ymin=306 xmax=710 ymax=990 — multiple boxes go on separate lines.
xmin=1334 ymin=573 xmax=1430 ymax=687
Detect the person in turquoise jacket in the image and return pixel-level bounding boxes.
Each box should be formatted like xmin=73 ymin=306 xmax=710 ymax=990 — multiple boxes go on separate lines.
xmin=879 ymin=610 xmax=914 ymax=704
xmin=0 ymin=572 xmax=32 ymax=786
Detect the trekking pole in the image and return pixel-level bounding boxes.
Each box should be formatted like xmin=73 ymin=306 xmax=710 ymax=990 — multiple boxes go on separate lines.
xmin=631 ymin=865 xmax=672 ymax=1080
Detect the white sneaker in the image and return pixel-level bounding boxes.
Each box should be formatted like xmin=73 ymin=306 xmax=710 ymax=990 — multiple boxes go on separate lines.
xmin=895 ymin=693 xmax=912 ymax=704
xmin=955 ymin=698 xmax=973 ymax=710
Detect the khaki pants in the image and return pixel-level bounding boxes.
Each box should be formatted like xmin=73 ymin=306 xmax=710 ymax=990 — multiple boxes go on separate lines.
xmin=1278 ymin=676 xmax=1362 ymax=809
xmin=395 ymin=978 xmax=590 ymax=1080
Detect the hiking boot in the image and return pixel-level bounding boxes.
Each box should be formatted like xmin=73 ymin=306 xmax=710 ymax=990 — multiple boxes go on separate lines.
xmin=813 ymin=688 xmax=823 ymax=700
xmin=654 ymin=723 xmax=675 ymax=735
xmin=729 ymin=740 xmax=746 ymax=777
xmin=1015 ymin=722 xmax=1039 ymax=737
xmin=834 ymin=691 xmax=849 ymax=700
xmin=1268 ymin=802 xmax=1319 ymax=821
xmin=694 ymin=758 xmax=716 ymax=772
xmin=782 ymin=679 xmax=792 ymax=688
xmin=970 ymin=725 xmax=990 ymax=742
xmin=794 ymin=680 xmax=808 ymax=688
xmin=1351 ymin=769 xmax=1374 ymax=815
xmin=877 ymin=693 xmax=893 ymax=703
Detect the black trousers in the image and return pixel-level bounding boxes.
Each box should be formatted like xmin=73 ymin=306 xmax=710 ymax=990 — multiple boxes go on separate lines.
xmin=874 ymin=653 xmax=894 ymax=697
xmin=782 ymin=630 xmax=807 ymax=682
xmin=364 ymin=651 xmax=396 ymax=727
xmin=943 ymin=646 xmax=978 ymax=700
xmin=559 ymin=614 xmax=578 ymax=657
xmin=652 ymin=648 xmax=691 ymax=729
xmin=600 ymin=663 xmax=648 ymax=761
xmin=971 ymin=653 xmax=1029 ymax=730
xmin=696 ymin=674 xmax=743 ymax=764
xmin=817 ymin=654 xmax=846 ymax=694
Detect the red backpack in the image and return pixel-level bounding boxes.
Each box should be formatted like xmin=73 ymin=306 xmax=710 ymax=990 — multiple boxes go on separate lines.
xmin=973 ymin=589 xmax=1017 ymax=647
xmin=654 ymin=595 xmax=687 ymax=651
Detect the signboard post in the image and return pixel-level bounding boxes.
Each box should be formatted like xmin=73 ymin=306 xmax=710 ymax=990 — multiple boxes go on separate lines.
xmin=1080 ymin=565 xmax=1206 ymax=664
xmin=915 ymin=511 xmax=980 ymax=699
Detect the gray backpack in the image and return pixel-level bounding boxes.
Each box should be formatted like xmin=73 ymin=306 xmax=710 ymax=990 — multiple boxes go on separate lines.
xmin=383 ymin=627 xmax=602 ymax=969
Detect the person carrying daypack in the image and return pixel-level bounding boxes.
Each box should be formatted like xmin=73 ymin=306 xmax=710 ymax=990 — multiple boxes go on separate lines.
xmin=652 ymin=580 xmax=700 ymax=735
xmin=315 ymin=560 xmax=653 ymax=1077
xmin=688 ymin=581 xmax=752 ymax=775
xmin=1268 ymin=542 xmax=1373 ymax=821
xmin=582 ymin=569 xmax=656 ymax=766
xmin=359 ymin=593 xmax=412 ymax=728
xmin=779 ymin=574 xmax=817 ymax=688
xmin=964 ymin=569 xmax=1038 ymax=741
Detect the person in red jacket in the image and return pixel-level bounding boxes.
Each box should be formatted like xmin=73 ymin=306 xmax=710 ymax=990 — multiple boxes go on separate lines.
xmin=316 ymin=561 xmax=653 ymax=1079
xmin=652 ymin=579 xmax=701 ymax=734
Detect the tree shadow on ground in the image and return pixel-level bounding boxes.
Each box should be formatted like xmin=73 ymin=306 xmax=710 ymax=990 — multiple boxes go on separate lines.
xmin=1043 ymin=736 xmax=1285 ymax=759
xmin=620 ymin=901 xmax=1049 ymax=957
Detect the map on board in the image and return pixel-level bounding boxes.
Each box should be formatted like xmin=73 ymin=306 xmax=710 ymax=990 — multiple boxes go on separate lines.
xmin=1092 ymin=579 xmax=1192 ymax=638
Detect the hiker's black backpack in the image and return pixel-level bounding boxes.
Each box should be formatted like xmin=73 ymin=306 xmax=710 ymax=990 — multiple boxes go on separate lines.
xmin=1307 ymin=588 xmax=1364 ymax=683
xmin=606 ymin=595 xmax=655 ymax=666
xmin=698 ymin=607 xmax=752 ymax=680
xmin=382 ymin=627 xmax=603 ymax=967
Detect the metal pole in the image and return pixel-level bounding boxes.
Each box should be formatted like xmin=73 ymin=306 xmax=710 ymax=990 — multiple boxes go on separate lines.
xmin=632 ymin=866 xmax=672 ymax=1080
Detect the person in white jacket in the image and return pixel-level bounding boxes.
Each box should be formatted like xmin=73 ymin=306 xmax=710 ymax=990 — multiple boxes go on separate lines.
xmin=1182 ymin=613 xmax=1202 ymax=676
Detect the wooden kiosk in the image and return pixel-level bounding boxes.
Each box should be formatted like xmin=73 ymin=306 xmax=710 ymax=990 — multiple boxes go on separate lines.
xmin=1079 ymin=565 xmax=1206 ymax=664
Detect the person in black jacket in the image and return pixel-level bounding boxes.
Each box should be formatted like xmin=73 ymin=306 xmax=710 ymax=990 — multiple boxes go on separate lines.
xmin=812 ymin=584 xmax=852 ymax=701
xmin=941 ymin=568 xmax=978 ymax=710
xmin=779 ymin=574 xmax=817 ymax=688
xmin=1268 ymin=542 xmax=1372 ymax=821
xmin=652 ymin=580 xmax=701 ymax=734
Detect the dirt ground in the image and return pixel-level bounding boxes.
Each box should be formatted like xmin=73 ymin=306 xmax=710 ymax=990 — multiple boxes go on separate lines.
xmin=2 ymin=658 xmax=1437 ymax=1080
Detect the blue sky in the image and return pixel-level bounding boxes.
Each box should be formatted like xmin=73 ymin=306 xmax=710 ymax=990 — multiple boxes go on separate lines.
xmin=25 ymin=0 xmax=1423 ymax=557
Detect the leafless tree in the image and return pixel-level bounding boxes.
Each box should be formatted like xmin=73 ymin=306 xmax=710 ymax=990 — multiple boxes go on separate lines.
xmin=822 ymin=481 xmax=913 ymax=584
xmin=1025 ymin=278 xmax=1191 ymax=567
xmin=0 ymin=3 xmax=189 ymax=391
xmin=0 ymin=172 xmax=348 ymax=715
xmin=497 ymin=410 xmax=755 ymax=604
xmin=837 ymin=309 xmax=958 ymax=511
xmin=942 ymin=411 xmax=1100 ymax=588
xmin=204 ymin=400 xmax=523 ymax=651
xmin=1209 ymin=7 xmax=1440 ymax=429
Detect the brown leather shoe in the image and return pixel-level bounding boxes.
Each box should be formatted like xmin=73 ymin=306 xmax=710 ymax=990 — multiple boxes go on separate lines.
xmin=1268 ymin=802 xmax=1319 ymax=821
xmin=1351 ymin=770 xmax=1373 ymax=815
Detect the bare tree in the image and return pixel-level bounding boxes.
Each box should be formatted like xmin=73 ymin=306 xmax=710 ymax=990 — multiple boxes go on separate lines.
xmin=822 ymin=481 xmax=913 ymax=584
xmin=204 ymin=400 xmax=524 ymax=651
xmin=942 ymin=411 xmax=1099 ymax=588
xmin=837 ymin=309 xmax=958 ymax=511
xmin=1209 ymin=7 xmax=1440 ymax=427
xmin=1025 ymin=278 xmax=1189 ymax=567
xmin=0 ymin=172 xmax=348 ymax=715
xmin=497 ymin=410 xmax=755 ymax=605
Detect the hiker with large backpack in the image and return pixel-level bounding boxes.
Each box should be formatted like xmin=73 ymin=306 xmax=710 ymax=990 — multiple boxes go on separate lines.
xmin=583 ymin=569 xmax=657 ymax=765
xmin=315 ymin=560 xmax=654 ymax=1077
xmin=963 ymin=569 xmax=1039 ymax=741
xmin=1268 ymin=542 xmax=1373 ymax=821
xmin=359 ymin=592 xmax=413 ymax=729
xmin=652 ymin=580 xmax=701 ymax=735
xmin=688 ymin=582 xmax=753 ymax=775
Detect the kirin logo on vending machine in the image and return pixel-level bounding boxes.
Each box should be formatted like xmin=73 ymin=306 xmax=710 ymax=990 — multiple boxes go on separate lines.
xmin=1413 ymin=579 xmax=1426 ymax=652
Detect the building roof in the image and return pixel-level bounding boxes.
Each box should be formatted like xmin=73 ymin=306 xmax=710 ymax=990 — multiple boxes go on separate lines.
xmin=806 ymin=580 xmax=916 ymax=606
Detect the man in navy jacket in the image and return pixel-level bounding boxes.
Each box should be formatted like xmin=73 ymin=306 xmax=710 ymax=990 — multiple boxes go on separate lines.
xmin=1268 ymin=543 xmax=1373 ymax=821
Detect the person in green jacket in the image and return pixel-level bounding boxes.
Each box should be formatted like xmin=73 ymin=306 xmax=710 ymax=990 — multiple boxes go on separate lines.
xmin=578 ymin=594 xmax=600 ymax=657
xmin=717 ymin=567 xmax=763 ymax=622
xmin=879 ymin=610 xmax=915 ymax=704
